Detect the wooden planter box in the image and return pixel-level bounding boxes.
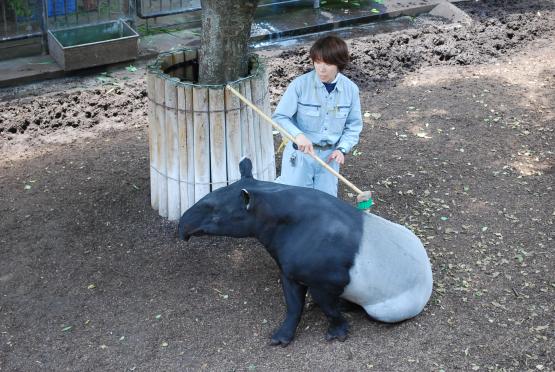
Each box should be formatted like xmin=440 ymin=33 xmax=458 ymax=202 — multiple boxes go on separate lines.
xmin=147 ymin=49 xmax=276 ymax=220
xmin=48 ymin=20 xmax=138 ymax=71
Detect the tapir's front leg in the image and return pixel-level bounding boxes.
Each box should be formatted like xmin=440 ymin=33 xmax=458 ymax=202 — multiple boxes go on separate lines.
xmin=270 ymin=273 xmax=307 ymax=347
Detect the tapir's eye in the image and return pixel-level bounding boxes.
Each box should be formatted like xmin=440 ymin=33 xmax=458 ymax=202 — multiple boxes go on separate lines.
xmin=203 ymin=202 xmax=216 ymax=212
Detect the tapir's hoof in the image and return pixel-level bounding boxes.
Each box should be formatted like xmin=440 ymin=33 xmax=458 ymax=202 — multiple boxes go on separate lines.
xmin=270 ymin=329 xmax=294 ymax=347
xmin=325 ymin=322 xmax=349 ymax=342
xmin=270 ymin=337 xmax=291 ymax=347
xmin=325 ymin=332 xmax=348 ymax=342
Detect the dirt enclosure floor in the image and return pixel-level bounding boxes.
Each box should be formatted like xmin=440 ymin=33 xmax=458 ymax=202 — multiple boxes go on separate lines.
xmin=1 ymin=1 xmax=554 ymax=371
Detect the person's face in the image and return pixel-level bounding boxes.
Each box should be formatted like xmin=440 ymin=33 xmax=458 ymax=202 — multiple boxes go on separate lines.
xmin=313 ymin=60 xmax=339 ymax=83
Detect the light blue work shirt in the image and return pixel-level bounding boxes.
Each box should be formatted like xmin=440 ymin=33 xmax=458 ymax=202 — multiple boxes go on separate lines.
xmin=272 ymin=70 xmax=363 ymax=152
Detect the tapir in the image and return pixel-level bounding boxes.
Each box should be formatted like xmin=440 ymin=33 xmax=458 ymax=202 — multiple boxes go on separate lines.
xmin=179 ymin=158 xmax=433 ymax=346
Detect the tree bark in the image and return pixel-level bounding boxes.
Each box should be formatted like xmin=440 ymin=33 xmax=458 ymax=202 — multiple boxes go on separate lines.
xmin=199 ymin=0 xmax=259 ymax=85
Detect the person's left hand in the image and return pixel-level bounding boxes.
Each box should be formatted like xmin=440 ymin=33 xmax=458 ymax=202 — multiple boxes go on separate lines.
xmin=328 ymin=150 xmax=345 ymax=165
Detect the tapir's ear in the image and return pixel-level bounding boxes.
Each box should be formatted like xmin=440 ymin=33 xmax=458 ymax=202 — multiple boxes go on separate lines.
xmin=241 ymin=189 xmax=252 ymax=210
xmin=239 ymin=158 xmax=253 ymax=179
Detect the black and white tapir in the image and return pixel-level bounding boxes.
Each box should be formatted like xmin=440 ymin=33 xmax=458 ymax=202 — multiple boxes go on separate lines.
xmin=179 ymin=158 xmax=433 ymax=346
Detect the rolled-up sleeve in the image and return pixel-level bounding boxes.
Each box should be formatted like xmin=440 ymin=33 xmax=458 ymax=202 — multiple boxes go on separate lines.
xmin=272 ymin=79 xmax=303 ymax=139
xmin=337 ymin=86 xmax=362 ymax=153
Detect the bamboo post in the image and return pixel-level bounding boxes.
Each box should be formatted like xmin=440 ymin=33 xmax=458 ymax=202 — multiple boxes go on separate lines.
xmin=155 ymin=75 xmax=168 ymax=218
xmin=192 ymin=86 xmax=210 ymax=202
xmin=250 ymin=79 xmax=264 ymax=180
xmin=185 ymin=50 xmax=197 ymax=82
xmin=147 ymin=72 xmax=159 ymax=210
xmin=209 ymin=88 xmax=227 ymax=190
xmin=177 ymin=85 xmax=189 ymax=215
xmin=172 ymin=51 xmax=185 ymax=80
xmin=250 ymin=72 xmax=272 ymax=180
xmin=240 ymin=81 xmax=257 ymax=176
xmin=185 ymin=86 xmax=195 ymax=208
xmin=260 ymin=67 xmax=276 ymax=180
xmin=165 ymin=77 xmax=181 ymax=220
xmin=224 ymin=87 xmax=242 ymax=184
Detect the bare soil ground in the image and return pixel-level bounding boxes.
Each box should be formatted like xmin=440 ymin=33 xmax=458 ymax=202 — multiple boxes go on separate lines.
xmin=1 ymin=1 xmax=553 ymax=371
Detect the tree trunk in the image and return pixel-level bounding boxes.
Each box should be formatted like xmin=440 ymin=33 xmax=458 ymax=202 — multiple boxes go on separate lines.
xmin=199 ymin=0 xmax=259 ymax=85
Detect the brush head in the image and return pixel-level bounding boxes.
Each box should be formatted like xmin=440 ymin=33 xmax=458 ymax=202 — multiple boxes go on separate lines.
xmin=357 ymin=198 xmax=374 ymax=210
xmin=356 ymin=191 xmax=373 ymax=210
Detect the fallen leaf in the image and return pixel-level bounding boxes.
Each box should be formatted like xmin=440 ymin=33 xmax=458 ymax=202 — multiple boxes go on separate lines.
xmin=416 ymin=132 xmax=432 ymax=139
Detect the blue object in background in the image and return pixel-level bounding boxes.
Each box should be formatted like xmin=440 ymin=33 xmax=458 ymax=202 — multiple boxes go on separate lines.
xmin=48 ymin=0 xmax=77 ymax=17
xmin=16 ymin=0 xmax=77 ymax=21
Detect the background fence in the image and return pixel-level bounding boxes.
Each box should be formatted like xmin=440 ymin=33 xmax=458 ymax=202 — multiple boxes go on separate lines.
xmin=0 ymin=0 xmax=316 ymax=59
xmin=1 ymin=0 xmax=131 ymax=59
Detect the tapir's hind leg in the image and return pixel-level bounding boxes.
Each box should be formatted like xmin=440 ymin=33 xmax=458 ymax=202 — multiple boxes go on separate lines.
xmin=362 ymin=292 xmax=425 ymax=323
xmin=310 ymin=288 xmax=349 ymax=342
xmin=271 ymin=274 xmax=307 ymax=347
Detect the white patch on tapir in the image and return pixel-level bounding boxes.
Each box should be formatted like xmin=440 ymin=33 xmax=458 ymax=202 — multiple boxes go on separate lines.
xmin=340 ymin=213 xmax=433 ymax=323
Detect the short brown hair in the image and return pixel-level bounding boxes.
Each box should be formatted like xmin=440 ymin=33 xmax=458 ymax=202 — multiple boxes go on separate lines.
xmin=309 ymin=35 xmax=350 ymax=71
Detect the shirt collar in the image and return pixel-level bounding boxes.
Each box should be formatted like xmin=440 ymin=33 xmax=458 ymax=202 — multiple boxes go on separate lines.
xmin=313 ymin=71 xmax=343 ymax=92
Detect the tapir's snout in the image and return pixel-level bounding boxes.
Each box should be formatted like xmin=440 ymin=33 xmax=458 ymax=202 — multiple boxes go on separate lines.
xmin=178 ymin=217 xmax=204 ymax=241
xmin=178 ymin=218 xmax=193 ymax=241
xmin=178 ymin=220 xmax=188 ymax=241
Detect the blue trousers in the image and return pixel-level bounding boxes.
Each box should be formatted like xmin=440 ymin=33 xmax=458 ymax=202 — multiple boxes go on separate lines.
xmin=276 ymin=142 xmax=340 ymax=197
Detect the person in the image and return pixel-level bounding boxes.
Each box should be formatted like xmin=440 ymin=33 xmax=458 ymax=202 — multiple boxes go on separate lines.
xmin=273 ymin=35 xmax=363 ymax=197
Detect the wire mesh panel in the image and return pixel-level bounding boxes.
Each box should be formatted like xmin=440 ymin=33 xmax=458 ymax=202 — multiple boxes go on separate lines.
xmin=47 ymin=0 xmax=131 ymax=29
xmin=1 ymin=0 xmax=43 ymax=39
xmin=136 ymin=0 xmax=199 ymax=19
xmin=0 ymin=0 xmax=131 ymax=41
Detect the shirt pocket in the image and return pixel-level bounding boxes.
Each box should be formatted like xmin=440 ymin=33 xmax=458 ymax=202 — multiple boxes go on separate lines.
xmin=330 ymin=106 xmax=351 ymax=134
xmin=296 ymin=104 xmax=321 ymax=133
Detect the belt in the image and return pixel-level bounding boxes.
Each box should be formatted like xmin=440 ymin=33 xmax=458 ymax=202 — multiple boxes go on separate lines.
xmin=293 ymin=143 xmax=335 ymax=150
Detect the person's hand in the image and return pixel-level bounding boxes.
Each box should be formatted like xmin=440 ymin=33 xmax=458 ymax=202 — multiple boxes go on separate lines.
xmin=328 ymin=150 xmax=345 ymax=165
xmin=294 ymin=134 xmax=314 ymax=155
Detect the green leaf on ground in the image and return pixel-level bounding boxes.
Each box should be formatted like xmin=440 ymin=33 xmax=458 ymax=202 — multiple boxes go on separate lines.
xmin=125 ymin=65 xmax=138 ymax=72
xmin=62 ymin=326 xmax=72 ymax=332
xmin=371 ymin=8 xmax=380 ymax=14
xmin=352 ymin=149 xmax=363 ymax=156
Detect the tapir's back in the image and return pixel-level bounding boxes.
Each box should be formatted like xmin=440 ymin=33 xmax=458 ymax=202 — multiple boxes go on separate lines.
xmin=341 ymin=213 xmax=433 ymax=323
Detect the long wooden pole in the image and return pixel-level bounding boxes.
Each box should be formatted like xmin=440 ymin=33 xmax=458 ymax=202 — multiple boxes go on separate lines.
xmin=225 ymin=84 xmax=365 ymax=197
